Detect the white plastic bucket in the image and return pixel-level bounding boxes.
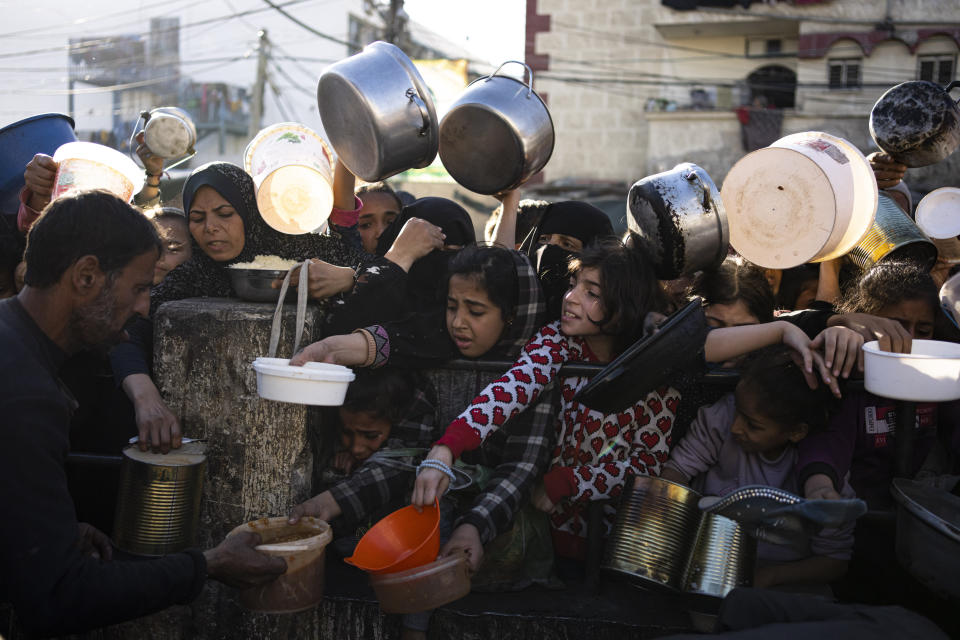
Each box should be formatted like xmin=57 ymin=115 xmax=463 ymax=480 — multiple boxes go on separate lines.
xmin=52 ymin=141 xmax=144 ymax=202
xmin=863 ymin=340 xmax=960 ymax=402
xmin=251 ymin=357 xmax=355 ymax=405
xmin=916 ymin=187 xmax=960 ymax=240
xmin=243 ymin=123 xmax=334 ymax=235
xmin=722 ymin=131 xmax=877 ymax=269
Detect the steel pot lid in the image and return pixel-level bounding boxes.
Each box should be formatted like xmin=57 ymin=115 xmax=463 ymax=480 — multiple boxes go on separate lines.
xmin=317 ymin=41 xmax=438 ymax=182
xmin=870 ymin=80 xmax=960 ymax=167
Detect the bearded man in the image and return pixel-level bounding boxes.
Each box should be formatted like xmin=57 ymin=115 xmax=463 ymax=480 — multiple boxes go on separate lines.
xmin=0 ymin=191 xmax=284 ymax=637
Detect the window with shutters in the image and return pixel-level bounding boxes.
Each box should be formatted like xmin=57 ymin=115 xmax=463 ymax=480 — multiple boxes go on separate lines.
xmin=918 ymin=55 xmax=955 ymax=84
xmin=828 ymin=58 xmax=861 ymax=90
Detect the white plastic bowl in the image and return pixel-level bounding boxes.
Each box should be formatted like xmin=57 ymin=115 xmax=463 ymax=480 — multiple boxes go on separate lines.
xmin=863 ymin=340 xmax=960 ymax=402
xmin=252 ymin=357 xmax=355 ymax=405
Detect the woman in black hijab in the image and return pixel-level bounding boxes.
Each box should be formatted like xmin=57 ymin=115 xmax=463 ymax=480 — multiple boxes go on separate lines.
xmin=151 ymin=162 xmax=364 ymax=309
xmin=518 ymin=200 xmax=614 ymax=321
xmin=324 ymin=196 xmax=475 ymax=335
xmin=111 ymin=162 xmax=364 ymax=450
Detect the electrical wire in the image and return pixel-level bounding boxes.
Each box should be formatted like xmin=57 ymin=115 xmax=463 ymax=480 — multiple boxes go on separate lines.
xmin=0 ymin=0 xmax=314 ymax=60
xmin=11 ymin=55 xmax=248 ymax=95
xmin=260 ymin=0 xmax=358 ymax=49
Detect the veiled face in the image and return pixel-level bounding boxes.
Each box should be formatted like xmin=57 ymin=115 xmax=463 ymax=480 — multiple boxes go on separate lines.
xmin=187 ymin=186 xmax=245 ymax=262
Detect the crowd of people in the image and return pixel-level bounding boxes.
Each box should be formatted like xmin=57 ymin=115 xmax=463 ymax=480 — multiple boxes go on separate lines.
xmin=1 ymin=116 xmax=958 ymax=640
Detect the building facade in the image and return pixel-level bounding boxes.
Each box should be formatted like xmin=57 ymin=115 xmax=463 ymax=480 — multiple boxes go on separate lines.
xmin=527 ymin=0 xmax=960 ymax=191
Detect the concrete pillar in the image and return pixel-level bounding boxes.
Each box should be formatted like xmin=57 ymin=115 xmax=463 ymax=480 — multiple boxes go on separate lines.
xmin=114 ymin=298 xmax=327 ymax=638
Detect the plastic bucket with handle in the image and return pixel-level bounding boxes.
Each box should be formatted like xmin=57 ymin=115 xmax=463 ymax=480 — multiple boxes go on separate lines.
xmin=52 ymin=141 xmax=143 ymax=203
xmin=243 ymin=123 xmax=334 ymax=235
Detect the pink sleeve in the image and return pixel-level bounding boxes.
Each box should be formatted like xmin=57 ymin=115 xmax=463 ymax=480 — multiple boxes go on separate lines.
xmin=328 ymin=195 xmax=362 ymax=228
xmin=17 ymin=187 xmax=42 ymax=233
xmin=437 ymin=322 xmax=569 ymax=456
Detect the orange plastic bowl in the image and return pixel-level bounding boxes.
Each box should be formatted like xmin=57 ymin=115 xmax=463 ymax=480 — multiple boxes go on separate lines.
xmin=345 ymin=500 xmax=440 ymax=574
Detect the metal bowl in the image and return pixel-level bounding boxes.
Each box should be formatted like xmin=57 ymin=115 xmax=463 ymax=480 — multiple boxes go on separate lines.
xmin=229 ymin=268 xmax=294 ymax=303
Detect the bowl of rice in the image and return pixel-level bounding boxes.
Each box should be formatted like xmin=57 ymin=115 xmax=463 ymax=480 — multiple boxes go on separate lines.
xmin=229 ymin=255 xmax=300 ymax=303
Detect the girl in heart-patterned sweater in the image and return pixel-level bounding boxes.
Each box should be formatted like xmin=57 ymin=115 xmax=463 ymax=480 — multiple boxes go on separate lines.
xmin=415 ymin=238 xmax=840 ymax=560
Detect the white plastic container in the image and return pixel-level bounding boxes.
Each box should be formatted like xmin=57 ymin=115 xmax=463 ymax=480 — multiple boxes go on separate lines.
xmin=53 ymin=141 xmax=144 ymax=202
xmin=722 ymin=131 xmax=877 ymax=269
xmin=863 ymin=340 xmax=960 ymax=402
xmin=244 ymin=123 xmax=334 ymax=235
xmin=916 ymin=187 xmax=960 ymax=239
xmin=252 ymin=357 xmax=355 ymax=405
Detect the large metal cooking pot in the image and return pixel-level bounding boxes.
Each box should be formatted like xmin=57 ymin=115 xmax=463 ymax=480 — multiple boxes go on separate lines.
xmin=627 ymin=163 xmax=728 ymax=279
xmin=439 ymin=61 xmax=554 ymax=195
xmin=870 ymin=80 xmax=960 ymax=167
xmin=317 ymin=41 xmax=438 ymax=182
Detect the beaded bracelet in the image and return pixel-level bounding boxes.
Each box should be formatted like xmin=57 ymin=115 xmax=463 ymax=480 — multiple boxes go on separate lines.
xmin=416 ymin=459 xmax=457 ymax=484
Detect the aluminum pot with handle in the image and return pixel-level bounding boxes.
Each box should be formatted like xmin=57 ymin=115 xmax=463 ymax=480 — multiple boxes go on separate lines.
xmin=439 ymin=61 xmax=554 ymax=195
xmin=128 ymin=107 xmax=197 ymax=171
xmin=627 ymin=163 xmax=728 ymax=279
xmin=317 ymin=41 xmax=438 ymax=182
xmin=870 ymin=80 xmax=960 ymax=167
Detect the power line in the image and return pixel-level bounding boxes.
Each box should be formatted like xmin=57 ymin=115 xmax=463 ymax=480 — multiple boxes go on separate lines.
xmin=260 ymin=0 xmax=358 ymax=49
xmin=11 ymin=56 xmax=248 ymax=95
xmin=0 ymin=0 xmax=314 ymax=60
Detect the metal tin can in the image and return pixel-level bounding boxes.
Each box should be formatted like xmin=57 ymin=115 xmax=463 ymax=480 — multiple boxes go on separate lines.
xmin=113 ymin=441 xmax=206 ymax=556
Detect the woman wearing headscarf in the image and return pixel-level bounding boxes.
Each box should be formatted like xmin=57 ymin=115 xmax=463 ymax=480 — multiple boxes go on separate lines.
xmin=111 ymin=162 xmax=365 ymax=451
xmin=494 ymin=195 xmax=614 ymax=322
xmin=323 ymin=196 xmax=476 ymax=336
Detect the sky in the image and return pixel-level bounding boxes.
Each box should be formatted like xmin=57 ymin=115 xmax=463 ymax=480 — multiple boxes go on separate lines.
xmin=0 ymin=0 xmax=527 ymax=130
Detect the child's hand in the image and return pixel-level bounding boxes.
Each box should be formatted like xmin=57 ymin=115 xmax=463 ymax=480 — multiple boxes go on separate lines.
xmin=288 ymin=490 xmax=341 ymax=524
xmin=530 ymin=482 xmax=556 ymax=513
xmin=827 ymin=312 xmax=912 ymax=354
xmin=412 ymin=445 xmax=453 ymax=507
xmin=441 ymin=524 xmax=483 ymax=572
xmin=780 ymin=322 xmax=841 ymax=398
xmin=803 ymin=473 xmax=842 ymax=501
xmin=811 ymin=326 xmax=864 ymax=379
xmin=332 ymin=451 xmax=356 ymax=475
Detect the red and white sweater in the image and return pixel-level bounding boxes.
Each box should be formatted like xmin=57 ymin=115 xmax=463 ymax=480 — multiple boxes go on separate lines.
xmin=437 ymin=321 xmax=680 ymax=558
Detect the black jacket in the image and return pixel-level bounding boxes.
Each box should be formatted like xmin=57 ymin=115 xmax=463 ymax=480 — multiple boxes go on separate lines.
xmin=0 ymin=297 xmax=205 ymax=637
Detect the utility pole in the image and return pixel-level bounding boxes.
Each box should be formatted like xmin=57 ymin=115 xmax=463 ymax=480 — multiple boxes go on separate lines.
xmin=383 ymin=0 xmax=403 ymax=45
xmin=250 ymin=29 xmax=270 ymax=137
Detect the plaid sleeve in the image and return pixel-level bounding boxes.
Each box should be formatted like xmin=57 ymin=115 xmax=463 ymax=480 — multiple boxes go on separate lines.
xmin=328 ymin=459 xmax=414 ymax=527
xmin=328 ymin=381 xmax=439 ymax=526
xmin=456 ymin=380 xmax=558 ymax=544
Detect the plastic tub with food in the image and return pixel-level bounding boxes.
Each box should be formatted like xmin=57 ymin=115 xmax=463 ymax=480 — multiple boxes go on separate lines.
xmin=863 ymin=340 xmax=960 ymax=402
xmin=370 ymin=551 xmax=471 ymax=613
xmin=228 ymin=516 xmax=333 ymax=613
xmin=252 ymin=357 xmax=355 ymax=405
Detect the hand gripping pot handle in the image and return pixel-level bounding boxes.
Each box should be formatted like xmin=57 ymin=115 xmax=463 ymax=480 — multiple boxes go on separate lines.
xmin=685 ymin=168 xmax=712 ymax=211
xmin=486 ymin=60 xmax=535 ymax=98
xmin=405 ymin=88 xmax=432 ymax=137
xmin=268 ymin=259 xmax=310 ymax=358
